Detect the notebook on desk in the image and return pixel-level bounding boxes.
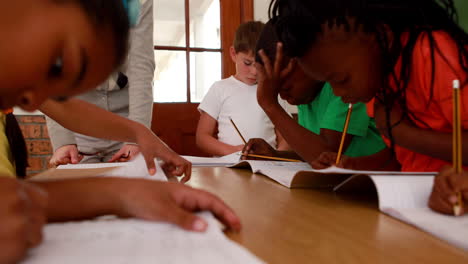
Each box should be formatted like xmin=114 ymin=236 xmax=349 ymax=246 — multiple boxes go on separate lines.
xmin=335 ymin=174 xmax=468 ymax=251
xmin=21 ymin=212 xmax=264 ymax=264
xmin=229 ymin=160 xmax=437 ymax=188
xmin=184 ymin=152 xmax=436 ymax=188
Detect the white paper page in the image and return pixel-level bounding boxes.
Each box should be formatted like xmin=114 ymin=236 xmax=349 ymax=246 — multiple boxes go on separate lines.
xmin=232 ymin=161 xmax=436 ymax=176
xmin=57 ymin=154 xmax=167 ymax=181
xmin=243 ymin=160 xmax=312 ymax=172
xmin=229 ymin=161 xmax=436 ymax=188
xmin=385 ymin=208 xmax=468 ymax=250
xmin=183 ymin=152 xmax=241 ymax=167
xmin=308 ymin=166 xmax=437 ymax=175
xmin=369 ymin=175 xmax=434 ymax=210
xmin=236 ymin=161 xmax=310 ymax=187
xmin=369 ymin=175 xmax=468 ymax=250
xmin=22 ymin=213 xmax=264 ymax=264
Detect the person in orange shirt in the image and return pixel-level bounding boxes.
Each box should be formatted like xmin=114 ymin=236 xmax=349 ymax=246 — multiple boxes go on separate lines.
xmin=268 ymin=0 xmax=468 ymax=173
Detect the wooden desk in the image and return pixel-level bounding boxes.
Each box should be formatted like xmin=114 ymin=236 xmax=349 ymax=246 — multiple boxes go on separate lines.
xmin=188 ymin=167 xmax=468 ymax=263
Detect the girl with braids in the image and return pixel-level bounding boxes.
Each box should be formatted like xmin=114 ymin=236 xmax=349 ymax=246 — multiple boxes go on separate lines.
xmin=0 ymin=1 xmax=241 ymax=262
xmin=268 ymin=0 xmax=468 ymax=215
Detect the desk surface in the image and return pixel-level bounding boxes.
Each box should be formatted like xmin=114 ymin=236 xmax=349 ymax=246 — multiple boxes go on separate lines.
xmin=188 ymin=167 xmax=468 ymax=263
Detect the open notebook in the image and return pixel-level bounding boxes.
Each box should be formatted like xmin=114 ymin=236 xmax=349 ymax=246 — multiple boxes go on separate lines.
xmin=21 ymin=213 xmax=264 ymax=264
xmin=183 ymin=152 xmax=437 ymax=188
xmin=335 ymin=174 xmax=468 ymax=251
xmin=27 ymin=157 xmax=263 ymax=263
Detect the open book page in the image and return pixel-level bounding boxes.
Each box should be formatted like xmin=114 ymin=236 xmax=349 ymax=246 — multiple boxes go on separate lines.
xmin=389 ymin=208 xmax=468 ymax=250
xmin=182 ymin=152 xmax=241 ymax=167
xmin=369 ymin=175 xmax=434 ymax=210
xmin=36 ymin=154 xmax=167 ymax=181
xmin=348 ymin=175 xmax=468 ymax=250
xmin=22 ymin=213 xmax=264 ymax=264
xmin=229 ymin=160 xmax=436 ymax=188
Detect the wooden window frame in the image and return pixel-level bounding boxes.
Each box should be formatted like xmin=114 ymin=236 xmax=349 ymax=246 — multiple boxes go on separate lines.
xmin=151 ymin=0 xmax=253 ymax=155
xmin=153 ymin=0 xmax=253 ymax=103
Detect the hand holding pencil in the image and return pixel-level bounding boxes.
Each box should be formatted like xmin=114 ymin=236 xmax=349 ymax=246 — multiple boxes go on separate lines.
xmin=230 ymin=118 xmax=301 ymax=162
xmin=428 ymin=166 xmax=468 ymax=216
xmin=428 ymin=79 xmax=467 ymax=216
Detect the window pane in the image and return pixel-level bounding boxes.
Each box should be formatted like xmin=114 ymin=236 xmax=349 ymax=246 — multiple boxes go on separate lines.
xmin=189 ymin=0 xmax=221 ymax=48
xmin=153 ymin=0 xmax=186 ymax=47
xmin=154 ymin=50 xmax=187 ymax=102
xmin=190 ymin=51 xmax=221 ymax=102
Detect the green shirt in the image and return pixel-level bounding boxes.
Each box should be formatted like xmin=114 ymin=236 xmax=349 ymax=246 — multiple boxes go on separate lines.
xmin=297 ymin=83 xmax=385 ymax=157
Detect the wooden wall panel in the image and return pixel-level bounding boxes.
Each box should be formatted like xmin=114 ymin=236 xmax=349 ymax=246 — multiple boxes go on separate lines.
xmin=151 ymin=103 xmax=208 ymax=156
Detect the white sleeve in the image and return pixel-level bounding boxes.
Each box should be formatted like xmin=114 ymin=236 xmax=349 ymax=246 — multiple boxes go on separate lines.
xmin=278 ymin=97 xmax=294 ymax=117
xmin=198 ymin=83 xmax=223 ymax=120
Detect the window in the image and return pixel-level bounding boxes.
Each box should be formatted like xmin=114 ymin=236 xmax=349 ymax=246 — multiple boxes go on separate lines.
xmin=153 ymin=0 xmax=222 ymax=103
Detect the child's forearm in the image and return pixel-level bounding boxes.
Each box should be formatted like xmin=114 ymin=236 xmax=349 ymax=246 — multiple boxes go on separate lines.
xmin=261 ymin=103 xmax=332 ymax=164
xmin=390 ymin=122 xmax=468 ymax=165
xmin=196 ymin=134 xmax=240 ymax=156
xmin=352 ymin=148 xmax=401 ymax=171
xmin=40 ymin=99 xmax=148 ymax=144
xmin=31 ymin=178 xmax=126 ymax=222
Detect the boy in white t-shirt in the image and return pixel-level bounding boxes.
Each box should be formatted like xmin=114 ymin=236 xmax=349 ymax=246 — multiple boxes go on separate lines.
xmin=196 ymin=21 xmax=289 ymax=156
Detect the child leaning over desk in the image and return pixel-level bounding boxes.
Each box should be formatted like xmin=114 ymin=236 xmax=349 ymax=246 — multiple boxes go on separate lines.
xmin=270 ymin=0 xmax=468 ymax=173
xmin=243 ymin=19 xmax=395 ymax=171
xmin=0 ymin=1 xmax=240 ymax=263
xmin=196 ymin=21 xmax=290 ymax=157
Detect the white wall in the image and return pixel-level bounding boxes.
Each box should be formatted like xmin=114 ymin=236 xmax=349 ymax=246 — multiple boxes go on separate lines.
xmin=254 ymin=0 xmax=270 ymax=22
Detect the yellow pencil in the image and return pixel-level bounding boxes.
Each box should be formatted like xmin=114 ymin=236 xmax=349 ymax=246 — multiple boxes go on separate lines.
xmin=229 ymin=117 xmax=247 ymax=144
xmin=242 ymin=153 xmax=302 ymax=162
xmin=335 ymin=104 xmax=353 ymax=164
xmin=453 ymin=80 xmax=464 ymax=216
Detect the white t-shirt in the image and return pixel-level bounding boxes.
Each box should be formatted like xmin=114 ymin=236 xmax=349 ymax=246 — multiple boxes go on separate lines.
xmin=198 ymin=76 xmax=288 ymax=147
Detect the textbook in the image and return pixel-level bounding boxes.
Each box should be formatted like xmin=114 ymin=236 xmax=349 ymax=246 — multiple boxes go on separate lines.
xmin=183 ymin=153 xmax=436 ymax=188
xmin=335 ymin=174 xmax=468 ymax=251
xmin=182 ymin=152 xmax=242 ymax=167
xmin=228 ymin=160 xmax=437 ymax=188
xmin=22 ymin=213 xmax=264 ymax=264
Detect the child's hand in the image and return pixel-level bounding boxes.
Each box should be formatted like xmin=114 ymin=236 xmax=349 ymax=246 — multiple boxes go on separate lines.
xmin=242 ymin=138 xmax=277 ymax=160
xmin=256 ymin=42 xmax=294 ymax=109
xmin=116 ymin=180 xmax=241 ymax=232
xmin=160 ymin=152 xmax=192 ymax=183
xmin=109 ymin=144 xmax=140 ymax=163
xmin=311 ymin=152 xmax=357 ymax=170
xmin=135 ymin=128 xmax=192 ymax=181
xmin=49 ymin=145 xmax=83 ymax=167
xmin=429 ymin=166 xmax=468 ymax=215
xmin=0 ymin=178 xmax=47 ymax=264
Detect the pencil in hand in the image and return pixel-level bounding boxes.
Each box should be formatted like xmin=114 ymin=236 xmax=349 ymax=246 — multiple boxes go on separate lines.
xmin=452 ymin=79 xmax=464 ymax=216
xmin=335 ymin=104 xmax=353 ymax=165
